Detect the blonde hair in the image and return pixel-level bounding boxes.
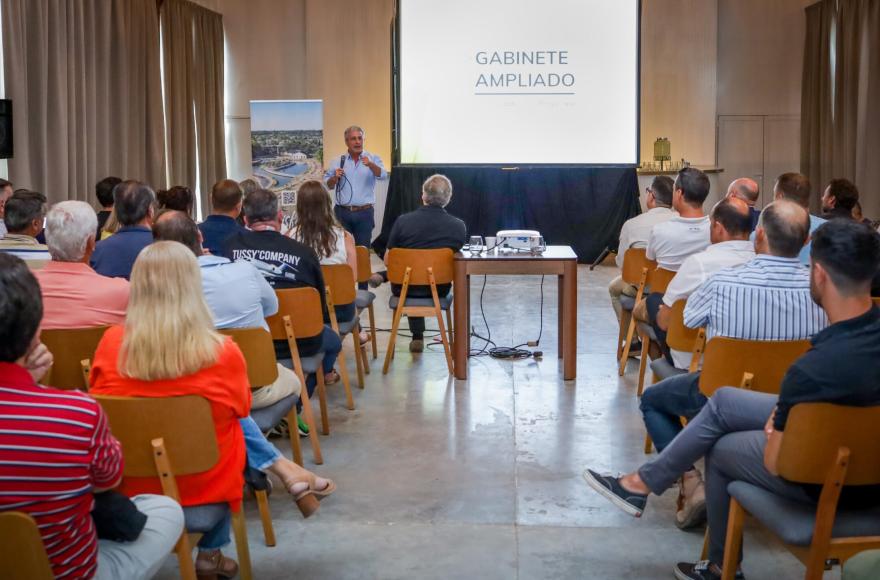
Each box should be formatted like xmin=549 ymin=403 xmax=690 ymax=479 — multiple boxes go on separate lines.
xmin=120 ymin=241 xmax=224 ymax=380
xmin=103 ymin=207 xmax=120 ymax=235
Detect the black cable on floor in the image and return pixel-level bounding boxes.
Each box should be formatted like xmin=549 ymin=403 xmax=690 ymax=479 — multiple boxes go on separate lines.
xmin=468 ymin=275 xmax=544 ymax=360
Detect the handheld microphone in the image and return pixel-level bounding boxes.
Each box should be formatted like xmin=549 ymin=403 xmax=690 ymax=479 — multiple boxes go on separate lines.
xmin=336 ymin=155 xmax=345 ymax=195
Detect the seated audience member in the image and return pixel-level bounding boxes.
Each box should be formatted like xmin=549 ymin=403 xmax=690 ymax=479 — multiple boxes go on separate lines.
xmin=90 ymin=180 xmax=156 ymax=279
xmin=199 ymin=179 xmax=245 ymax=256
xmin=385 ymin=174 xmax=468 ymax=352
xmin=610 ymin=200 xmax=827 ymax=531
xmin=289 ymin=180 xmax=360 ymax=324
xmin=646 ymin=167 xmax=712 ymax=272
xmin=237 ymin=178 xmax=260 ymax=226
xmin=100 ymin=207 xmax=120 ymax=240
xmin=95 ymin=176 xmax=122 ymax=240
xmin=0 ymin=253 xmax=184 ymax=580
xmin=608 ymin=175 xmax=676 ymax=322
xmin=90 ymin=242 xmax=335 ymax=577
xmin=822 ymin=178 xmax=859 ymax=221
xmin=763 ymin=172 xmax=824 ymax=265
xmin=152 ymin=211 xmax=303 ymax=417
xmin=0 ymin=177 xmax=13 ymax=238
xmin=644 ymin=197 xmax=755 ymax=366
xmin=35 ymin=201 xmax=130 ymax=329
xmin=224 ymin=188 xmax=343 ymax=388
xmin=584 ymin=219 xmax=880 ymax=580
xmin=0 ymin=189 xmax=50 ymax=268
xmin=725 ymin=177 xmax=761 ymax=231
xmin=157 ymin=185 xmax=194 ymax=216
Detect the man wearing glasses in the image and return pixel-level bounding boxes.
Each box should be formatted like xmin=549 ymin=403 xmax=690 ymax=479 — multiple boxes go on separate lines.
xmin=608 ymin=175 xmax=676 ymax=323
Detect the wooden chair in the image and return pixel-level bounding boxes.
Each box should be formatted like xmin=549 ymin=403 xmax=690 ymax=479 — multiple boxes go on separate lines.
xmin=383 ymin=248 xmax=455 ymax=375
xmin=698 ymin=337 xmax=811 ymax=398
xmin=93 ymin=395 xmax=253 ymax=580
xmin=219 ymin=327 xmax=299 ymax=547
xmin=41 ymin=326 xmax=108 ymax=390
xmin=322 ymin=263 xmax=368 ymax=392
xmin=265 ymin=287 xmax=326 ymax=463
xmin=632 ymin=267 xmax=677 ymax=390
xmin=721 ymin=403 xmax=880 ymax=580
xmin=355 ymin=245 xmax=379 ymax=360
xmin=0 ymin=512 xmax=54 ymax=579
xmin=615 ymin=248 xmax=654 ymax=363
xmin=873 ymin=297 xmax=880 ymax=307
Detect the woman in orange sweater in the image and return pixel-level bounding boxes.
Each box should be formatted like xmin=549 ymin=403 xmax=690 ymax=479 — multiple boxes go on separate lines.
xmin=91 ymin=241 xmax=334 ymax=578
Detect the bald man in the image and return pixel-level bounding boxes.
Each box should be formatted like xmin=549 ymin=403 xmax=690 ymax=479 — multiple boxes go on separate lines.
xmin=726 ymin=177 xmax=761 ymax=232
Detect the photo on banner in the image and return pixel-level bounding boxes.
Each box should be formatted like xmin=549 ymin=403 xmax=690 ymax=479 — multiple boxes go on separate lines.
xmin=249 ymin=99 xmax=324 ymax=229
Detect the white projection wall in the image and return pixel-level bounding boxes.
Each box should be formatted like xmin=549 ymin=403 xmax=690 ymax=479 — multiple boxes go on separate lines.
xmin=398 ymin=0 xmax=639 ymax=165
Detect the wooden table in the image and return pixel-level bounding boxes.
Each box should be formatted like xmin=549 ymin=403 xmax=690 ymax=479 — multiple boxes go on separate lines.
xmin=453 ymin=245 xmax=578 ymax=380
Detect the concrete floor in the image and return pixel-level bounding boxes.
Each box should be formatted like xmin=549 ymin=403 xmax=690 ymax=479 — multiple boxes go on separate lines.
xmin=157 ymin=260 xmax=829 ymax=580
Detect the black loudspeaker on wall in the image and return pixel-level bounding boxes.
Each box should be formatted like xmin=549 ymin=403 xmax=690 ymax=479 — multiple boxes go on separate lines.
xmin=0 ymin=100 xmax=13 ymax=159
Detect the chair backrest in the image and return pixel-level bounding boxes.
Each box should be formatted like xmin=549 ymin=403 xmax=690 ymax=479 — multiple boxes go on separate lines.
xmin=355 ymin=245 xmax=372 ymax=283
xmin=620 ymin=248 xmax=655 ymax=285
xmin=386 ymin=248 xmax=454 ymax=285
xmin=873 ymin=297 xmax=880 ymax=306
xmin=218 ymin=328 xmax=278 ymax=387
xmin=699 ymin=337 xmax=811 ymax=396
xmin=0 ymin=512 xmax=54 ymax=579
xmin=41 ymin=326 xmax=109 ymax=390
xmin=265 ymin=287 xmax=324 ymax=341
xmin=665 ymin=300 xmax=702 ymax=352
xmin=321 ymin=264 xmax=357 ymax=305
xmin=647 ymin=267 xmax=677 ymax=294
xmin=93 ymin=395 xmax=219 ymax=478
xmin=778 ymin=403 xmax=880 ymax=485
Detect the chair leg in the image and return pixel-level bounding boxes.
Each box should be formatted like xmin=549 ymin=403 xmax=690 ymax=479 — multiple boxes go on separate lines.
xmin=616 ymin=309 xmax=631 ymax=361
xmin=636 ymin=334 xmax=651 ymax=396
xmin=445 ymin=307 xmax=454 ymax=349
xmin=352 ymin=327 xmax=365 ymax=389
xmin=286 ymin=409 xmax=304 ymax=466
xmin=720 ymin=501 xmax=744 ymax=580
xmin=383 ymin=304 xmax=405 ymax=374
xmin=298 ymin=379 xmax=323 ymax=465
xmin=316 ymin=371 xmax=330 ymax=436
xmin=618 ymin=314 xmax=639 ymax=376
xmin=336 ymin=345 xmax=355 ymax=411
xmin=643 ymin=432 xmax=653 ymax=454
xmin=434 ymin=308 xmax=454 ymax=375
xmin=231 ymin=509 xmax=253 ymax=580
xmin=174 ymin=532 xmax=197 ymax=580
xmin=254 ymin=490 xmax=276 ymax=547
xmin=360 ymin=336 xmax=370 ymax=376
xmin=368 ymin=304 xmax=378 ymax=359
xmin=700 ymin=527 xmax=710 ymax=560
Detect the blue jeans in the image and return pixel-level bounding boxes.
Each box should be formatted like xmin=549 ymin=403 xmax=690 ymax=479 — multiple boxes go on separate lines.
xmin=640 ymin=372 xmax=707 ymax=452
xmin=335 ymin=205 xmax=374 ymax=289
xmin=645 ymin=292 xmax=674 ymax=364
xmin=334 ymin=302 xmax=356 ymax=325
xmin=290 ymin=326 xmax=342 ymax=412
xmin=239 ymin=416 xmax=282 ymax=471
xmin=184 ymin=503 xmax=231 ymax=551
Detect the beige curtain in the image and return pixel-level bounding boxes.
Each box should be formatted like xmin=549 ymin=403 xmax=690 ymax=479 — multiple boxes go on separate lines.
xmin=161 ymin=0 xmax=226 ymax=219
xmin=1 ymin=0 xmax=165 ymax=205
xmin=801 ymin=0 xmax=880 ymax=216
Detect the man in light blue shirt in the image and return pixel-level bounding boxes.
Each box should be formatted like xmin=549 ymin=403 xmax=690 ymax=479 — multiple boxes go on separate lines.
xmin=750 ymin=172 xmax=825 ymax=265
xmin=152 ymin=211 xmax=301 ymax=412
xmin=324 ymin=125 xmax=387 ymax=251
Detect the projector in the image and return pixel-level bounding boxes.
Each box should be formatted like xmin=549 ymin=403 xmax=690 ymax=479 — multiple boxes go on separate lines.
xmin=496 ymin=229 xmax=542 ymax=251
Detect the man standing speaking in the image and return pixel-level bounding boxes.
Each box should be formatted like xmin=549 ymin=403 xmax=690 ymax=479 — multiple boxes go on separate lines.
xmin=324 ymin=125 xmax=387 ymax=252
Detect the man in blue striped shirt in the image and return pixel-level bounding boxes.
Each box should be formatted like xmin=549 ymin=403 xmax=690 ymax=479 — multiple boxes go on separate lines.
xmin=587 ymin=200 xmax=827 ymax=531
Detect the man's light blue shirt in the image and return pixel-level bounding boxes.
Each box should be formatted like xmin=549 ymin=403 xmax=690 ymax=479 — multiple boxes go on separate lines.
xmin=323 ymin=151 xmax=387 ymax=206
xmin=750 ymin=213 xmax=826 ymax=265
xmin=198 ymin=254 xmax=278 ymax=330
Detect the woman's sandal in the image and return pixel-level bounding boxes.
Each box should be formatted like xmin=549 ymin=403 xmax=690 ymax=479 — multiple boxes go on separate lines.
xmin=311 ymin=476 xmax=336 ymax=501
xmin=324 ymin=369 xmax=341 ymax=385
xmin=283 ymin=476 xmax=321 ymax=518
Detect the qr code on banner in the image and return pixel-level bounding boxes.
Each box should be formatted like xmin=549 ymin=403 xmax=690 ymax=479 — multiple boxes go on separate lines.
xmin=281 ymin=191 xmax=297 ymax=206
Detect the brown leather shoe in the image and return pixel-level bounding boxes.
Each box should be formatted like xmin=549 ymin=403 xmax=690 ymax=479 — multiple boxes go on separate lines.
xmin=195 ymin=549 xmax=239 ymax=579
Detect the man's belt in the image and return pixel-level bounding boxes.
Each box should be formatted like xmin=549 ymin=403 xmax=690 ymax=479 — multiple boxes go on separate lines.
xmin=338 ymin=204 xmax=373 ymax=212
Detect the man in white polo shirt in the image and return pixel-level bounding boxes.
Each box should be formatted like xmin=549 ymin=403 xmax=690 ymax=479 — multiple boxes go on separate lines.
xmin=647 ymin=196 xmax=756 ymax=369
xmin=608 ymin=175 xmax=676 ymax=321
xmin=646 ymin=167 xmax=712 ymax=272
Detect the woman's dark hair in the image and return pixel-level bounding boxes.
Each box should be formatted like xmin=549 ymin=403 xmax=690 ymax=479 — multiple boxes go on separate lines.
xmin=0 ymin=254 xmax=43 ymax=362
xmin=95 ymin=176 xmax=122 ymax=207
xmin=295 ymin=180 xmax=340 ymax=259
xmin=157 ymin=185 xmax=194 ymax=215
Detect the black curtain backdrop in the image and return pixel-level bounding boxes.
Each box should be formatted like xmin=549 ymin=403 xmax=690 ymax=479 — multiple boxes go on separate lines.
xmin=378 ymin=166 xmax=640 ymax=263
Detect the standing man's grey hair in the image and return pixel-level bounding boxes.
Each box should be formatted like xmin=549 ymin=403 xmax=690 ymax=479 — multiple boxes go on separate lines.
xmin=344 ymin=125 xmax=365 ymax=139
xmin=45 ymin=201 xmax=99 ymax=262
xmin=422 ymin=174 xmax=453 ymax=208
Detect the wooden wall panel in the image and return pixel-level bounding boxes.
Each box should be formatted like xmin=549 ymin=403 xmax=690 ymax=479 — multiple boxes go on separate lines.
xmin=640 ymin=0 xmax=718 ymax=166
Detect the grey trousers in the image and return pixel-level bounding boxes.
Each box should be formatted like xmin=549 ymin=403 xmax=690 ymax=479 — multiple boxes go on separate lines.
xmin=95 ymin=494 xmax=184 ymax=580
xmin=637 ymin=387 xmax=813 ymax=566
